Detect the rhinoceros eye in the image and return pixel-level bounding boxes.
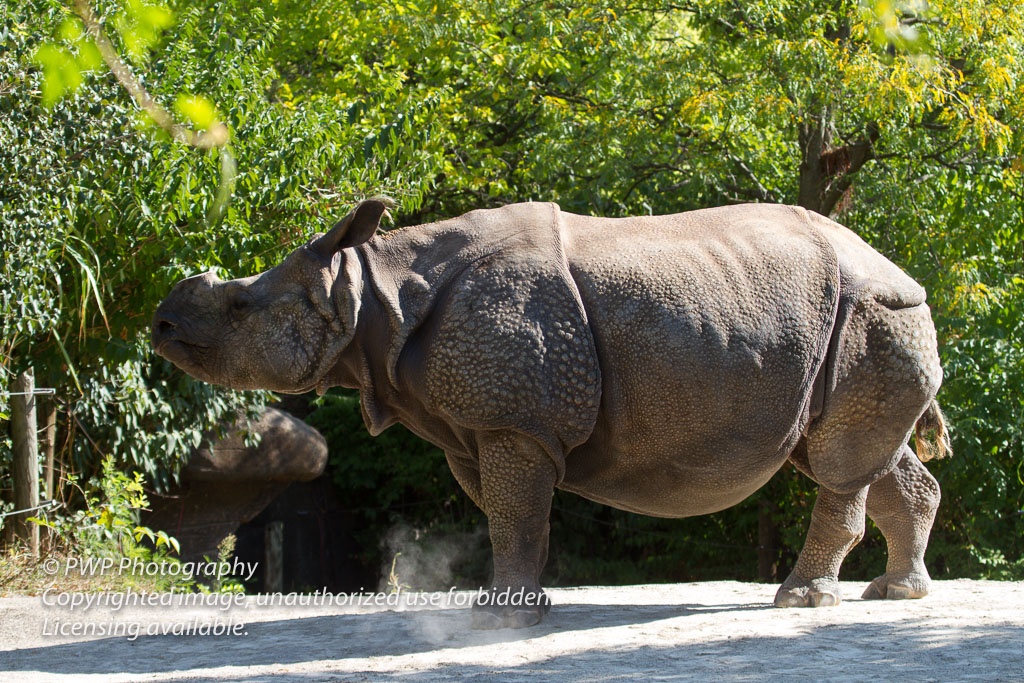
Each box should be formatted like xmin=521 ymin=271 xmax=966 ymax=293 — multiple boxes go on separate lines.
xmin=230 ymin=292 xmax=254 ymax=319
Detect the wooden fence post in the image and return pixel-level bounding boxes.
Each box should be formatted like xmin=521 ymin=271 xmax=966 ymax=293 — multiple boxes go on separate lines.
xmin=10 ymin=368 xmax=40 ymax=557
xmin=264 ymin=520 xmax=284 ymax=593
xmin=40 ymin=399 xmax=58 ymax=500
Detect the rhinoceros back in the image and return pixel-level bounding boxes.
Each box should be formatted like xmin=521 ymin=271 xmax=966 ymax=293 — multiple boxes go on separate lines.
xmin=560 ymin=204 xmax=841 ymax=517
xmin=804 ymin=210 xmax=926 ymax=309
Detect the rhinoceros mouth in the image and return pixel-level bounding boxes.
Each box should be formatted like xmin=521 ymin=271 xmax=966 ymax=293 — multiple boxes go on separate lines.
xmin=156 ymin=339 xmax=208 ymax=367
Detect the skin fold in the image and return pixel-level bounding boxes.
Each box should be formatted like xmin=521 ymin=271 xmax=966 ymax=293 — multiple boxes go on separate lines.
xmin=153 ymin=200 xmax=948 ymax=628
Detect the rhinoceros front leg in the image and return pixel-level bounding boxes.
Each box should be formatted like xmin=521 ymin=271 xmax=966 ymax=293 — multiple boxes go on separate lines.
xmin=470 ymin=430 xmax=557 ymax=629
xmin=862 ymin=444 xmax=940 ymax=600
xmin=775 ymin=486 xmax=868 ymax=607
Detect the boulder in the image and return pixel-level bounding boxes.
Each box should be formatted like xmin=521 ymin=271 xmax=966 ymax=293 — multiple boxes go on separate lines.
xmin=144 ymin=407 xmax=327 ymax=564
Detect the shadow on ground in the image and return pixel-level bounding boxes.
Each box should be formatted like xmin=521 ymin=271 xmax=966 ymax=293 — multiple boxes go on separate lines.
xmin=2 ymin=598 xmax=1021 ymax=680
xmin=2 ymin=603 xmax=739 ymax=675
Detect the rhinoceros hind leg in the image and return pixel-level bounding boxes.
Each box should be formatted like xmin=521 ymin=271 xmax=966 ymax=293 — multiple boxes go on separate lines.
xmin=862 ymin=444 xmax=939 ymax=600
xmin=806 ymin=301 xmax=943 ymax=495
xmin=470 ymin=431 xmax=557 ymax=629
xmin=774 ymin=486 xmax=868 ymax=608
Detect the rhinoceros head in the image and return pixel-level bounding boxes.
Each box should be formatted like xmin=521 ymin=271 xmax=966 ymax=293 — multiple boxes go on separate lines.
xmin=151 ymin=200 xmax=387 ymax=394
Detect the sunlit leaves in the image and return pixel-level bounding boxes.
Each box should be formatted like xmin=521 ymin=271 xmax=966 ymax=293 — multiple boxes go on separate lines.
xmin=860 ymin=0 xmax=934 ymax=57
xmin=32 ymin=16 xmax=100 ymax=105
xmin=112 ymin=0 xmax=173 ymax=63
xmin=173 ymin=93 xmax=216 ymax=130
xmin=33 ymin=2 xmax=173 ymax=106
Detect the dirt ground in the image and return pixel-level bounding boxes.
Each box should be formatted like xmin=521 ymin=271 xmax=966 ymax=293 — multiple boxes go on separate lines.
xmin=1 ymin=580 xmax=1022 ymax=681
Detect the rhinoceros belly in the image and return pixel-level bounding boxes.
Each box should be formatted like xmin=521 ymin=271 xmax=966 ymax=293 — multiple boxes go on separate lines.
xmin=558 ymin=204 xmax=839 ymax=517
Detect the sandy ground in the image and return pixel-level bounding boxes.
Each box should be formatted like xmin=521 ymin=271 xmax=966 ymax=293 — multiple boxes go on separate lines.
xmin=1 ymin=580 xmax=1022 ymax=681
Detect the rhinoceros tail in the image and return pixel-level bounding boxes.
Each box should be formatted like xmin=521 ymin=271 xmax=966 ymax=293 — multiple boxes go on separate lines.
xmin=915 ymin=399 xmax=952 ymax=462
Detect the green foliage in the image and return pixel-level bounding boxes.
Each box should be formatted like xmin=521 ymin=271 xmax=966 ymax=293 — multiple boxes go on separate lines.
xmin=260 ymin=0 xmax=1023 ymax=219
xmin=1 ymin=0 xmax=441 ymax=490
xmin=16 ymin=456 xmax=243 ymax=594
xmin=195 ymin=533 xmax=245 ymax=593
xmin=26 ymin=455 xmax=186 ymax=586
xmin=2 ymin=0 xmax=267 ymax=485
xmin=847 ymin=158 xmax=1024 ymax=578
xmin=262 ymin=0 xmax=689 ymax=216
xmin=30 ymin=454 xmax=179 ymax=554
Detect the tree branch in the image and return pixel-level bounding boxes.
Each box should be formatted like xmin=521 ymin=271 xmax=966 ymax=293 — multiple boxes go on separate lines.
xmin=71 ymin=0 xmax=227 ymax=149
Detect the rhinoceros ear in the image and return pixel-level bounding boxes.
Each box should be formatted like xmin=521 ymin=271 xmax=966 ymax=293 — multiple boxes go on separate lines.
xmin=310 ymin=199 xmax=389 ymax=257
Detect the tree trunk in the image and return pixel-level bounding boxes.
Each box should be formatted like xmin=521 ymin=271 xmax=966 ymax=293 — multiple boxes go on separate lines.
xmin=797 ymin=114 xmax=878 ymax=216
xmin=797 ymin=116 xmax=830 ymax=214
xmin=9 ymin=368 xmax=40 ymax=556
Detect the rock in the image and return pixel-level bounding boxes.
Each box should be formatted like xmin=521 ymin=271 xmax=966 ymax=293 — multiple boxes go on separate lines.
xmin=144 ymin=407 xmax=327 ymax=564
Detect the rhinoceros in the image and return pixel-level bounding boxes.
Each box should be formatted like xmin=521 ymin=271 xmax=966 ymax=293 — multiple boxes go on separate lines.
xmin=152 ymin=200 xmax=950 ymax=628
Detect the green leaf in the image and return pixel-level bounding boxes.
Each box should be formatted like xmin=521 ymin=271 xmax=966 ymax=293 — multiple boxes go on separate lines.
xmin=174 ymin=93 xmax=217 ymax=130
xmin=32 ymin=43 xmax=80 ymax=106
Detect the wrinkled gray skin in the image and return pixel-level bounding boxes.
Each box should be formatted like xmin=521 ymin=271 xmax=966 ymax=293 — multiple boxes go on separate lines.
xmin=153 ymin=201 xmax=948 ymax=628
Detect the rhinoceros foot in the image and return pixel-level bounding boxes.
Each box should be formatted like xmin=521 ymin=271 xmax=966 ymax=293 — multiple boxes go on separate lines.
xmin=471 ymin=589 xmax=551 ymax=629
xmin=862 ymin=571 xmax=931 ymax=600
xmin=774 ymin=576 xmax=842 ymax=608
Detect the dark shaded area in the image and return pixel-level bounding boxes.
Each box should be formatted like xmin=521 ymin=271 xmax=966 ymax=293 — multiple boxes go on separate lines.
xmin=234 ymin=475 xmax=367 ymax=592
xmin=0 ymin=604 xmax=691 ymax=674
xmin=146 ymin=479 xmax=286 ymax=564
